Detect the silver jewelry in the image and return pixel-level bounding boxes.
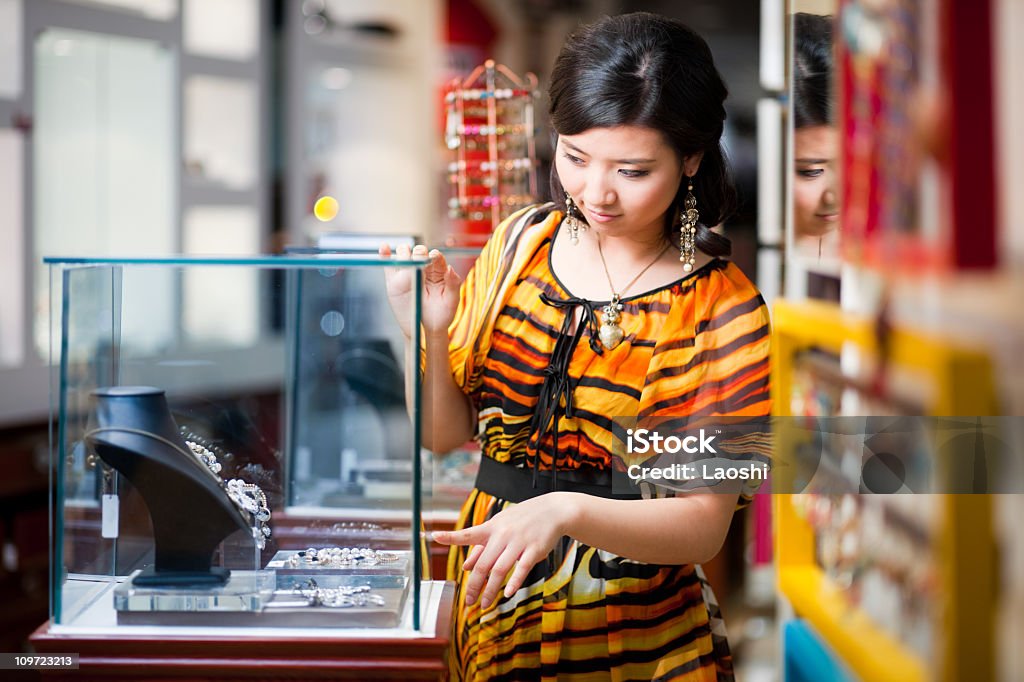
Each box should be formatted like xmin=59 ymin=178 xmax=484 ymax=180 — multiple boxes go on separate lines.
xmin=319 ymin=588 xmax=387 ymax=608
xmin=287 ymin=546 xmax=398 ymax=568
xmin=332 ymin=521 xmax=386 ymax=531
xmin=563 ymin=192 xmax=586 ymax=245
xmin=595 ymin=238 xmax=672 ymax=351
xmin=181 ymin=428 xmax=272 ymax=549
xmin=679 ymin=177 xmax=699 ymax=272
xmin=286 ymin=579 xmax=387 ymax=608
xmin=226 ymin=478 xmax=272 ymax=548
xmin=185 ymin=439 xmax=222 ymax=475
xmin=87 ymin=425 xmax=273 ymax=551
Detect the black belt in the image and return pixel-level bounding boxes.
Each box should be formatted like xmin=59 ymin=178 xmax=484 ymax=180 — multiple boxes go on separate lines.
xmin=474 ymin=455 xmax=642 ymax=503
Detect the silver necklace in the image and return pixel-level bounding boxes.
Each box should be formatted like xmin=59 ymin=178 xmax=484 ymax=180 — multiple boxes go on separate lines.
xmin=182 ymin=431 xmax=272 ymax=547
xmin=595 ymin=237 xmax=671 ymax=350
xmin=287 ymin=546 xmax=398 ymax=567
xmin=85 ymin=426 xmax=273 ymax=550
xmin=270 ymin=579 xmax=386 ymax=609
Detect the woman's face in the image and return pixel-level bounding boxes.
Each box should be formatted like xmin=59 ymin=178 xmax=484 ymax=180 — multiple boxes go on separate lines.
xmin=793 ymin=124 xmax=839 ymax=237
xmin=555 ymin=125 xmax=691 ymax=241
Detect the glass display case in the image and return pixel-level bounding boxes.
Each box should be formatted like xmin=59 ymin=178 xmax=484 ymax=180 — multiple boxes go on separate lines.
xmin=46 ymin=254 xmax=439 ymax=633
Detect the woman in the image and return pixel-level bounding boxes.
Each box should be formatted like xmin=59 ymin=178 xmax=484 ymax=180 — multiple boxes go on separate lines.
xmin=792 ymin=12 xmax=840 ymax=256
xmin=385 ymin=13 xmax=770 ymax=680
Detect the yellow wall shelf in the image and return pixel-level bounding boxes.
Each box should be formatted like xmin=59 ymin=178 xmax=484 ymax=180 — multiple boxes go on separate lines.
xmin=772 ymin=298 xmax=997 ymax=682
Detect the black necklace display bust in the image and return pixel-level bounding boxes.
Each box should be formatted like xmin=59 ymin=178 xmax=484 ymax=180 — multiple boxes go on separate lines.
xmin=86 ymin=386 xmax=254 ymax=587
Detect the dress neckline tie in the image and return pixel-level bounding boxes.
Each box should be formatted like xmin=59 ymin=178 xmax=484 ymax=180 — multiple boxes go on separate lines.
xmin=527 ymin=292 xmax=604 ymax=491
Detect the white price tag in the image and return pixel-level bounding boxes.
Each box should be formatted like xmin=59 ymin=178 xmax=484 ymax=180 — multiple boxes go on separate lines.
xmin=101 ymin=494 xmax=119 ymax=538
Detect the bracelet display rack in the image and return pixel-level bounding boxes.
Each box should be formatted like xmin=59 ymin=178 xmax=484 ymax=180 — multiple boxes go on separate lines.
xmin=444 ymin=59 xmax=540 ymax=236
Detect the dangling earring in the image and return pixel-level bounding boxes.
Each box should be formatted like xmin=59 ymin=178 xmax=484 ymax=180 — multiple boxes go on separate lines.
xmin=679 ymin=177 xmax=699 ymax=272
xmin=563 ymin=192 xmax=586 ymax=245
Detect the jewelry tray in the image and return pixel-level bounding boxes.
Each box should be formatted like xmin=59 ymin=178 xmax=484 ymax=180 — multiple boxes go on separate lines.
xmin=114 ymin=570 xmax=410 ymax=628
xmin=266 ymin=549 xmax=413 ymax=585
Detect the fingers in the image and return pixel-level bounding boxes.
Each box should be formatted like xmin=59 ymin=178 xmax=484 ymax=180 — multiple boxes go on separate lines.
xmin=382 ymin=243 xmax=413 ymax=280
xmin=466 ymin=546 xmax=542 ymax=609
xmin=463 ymin=537 xmax=507 ymax=607
xmin=433 ymin=527 xmax=479 ymax=546
xmin=462 ymin=543 xmax=484 ymax=572
xmin=443 ymin=518 xmax=550 ymax=610
xmin=379 ymin=243 xmax=438 ymax=260
xmin=380 ymin=244 xmax=459 ymax=290
xmin=480 ymin=550 xmax=519 ymax=609
xmin=444 ymin=257 xmax=462 ymax=289
xmin=424 ymin=248 xmax=449 ymax=285
xmin=504 ymin=549 xmax=539 ymax=598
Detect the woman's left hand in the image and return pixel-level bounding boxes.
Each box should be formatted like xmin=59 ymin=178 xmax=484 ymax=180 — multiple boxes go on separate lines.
xmin=433 ymin=492 xmax=579 ymax=609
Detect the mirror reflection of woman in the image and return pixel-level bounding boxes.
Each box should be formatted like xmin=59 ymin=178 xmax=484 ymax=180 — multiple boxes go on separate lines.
xmin=793 ymin=13 xmax=839 ymax=258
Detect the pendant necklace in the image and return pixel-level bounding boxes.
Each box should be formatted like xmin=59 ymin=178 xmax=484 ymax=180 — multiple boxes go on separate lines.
xmin=595 ymin=237 xmax=671 ymax=350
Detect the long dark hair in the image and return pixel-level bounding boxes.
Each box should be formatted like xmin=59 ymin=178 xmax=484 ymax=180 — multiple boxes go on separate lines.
xmin=548 ymin=12 xmax=735 ymax=257
xmin=793 ymin=13 xmax=834 ymax=129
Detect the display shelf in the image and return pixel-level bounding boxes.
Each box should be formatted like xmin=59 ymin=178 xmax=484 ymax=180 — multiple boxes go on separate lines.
xmin=776 ymin=544 xmax=927 ymax=680
xmin=772 ymin=297 xmax=997 ymax=682
xmin=31 ymin=582 xmax=455 ymax=681
xmin=783 ymin=618 xmax=855 ymax=682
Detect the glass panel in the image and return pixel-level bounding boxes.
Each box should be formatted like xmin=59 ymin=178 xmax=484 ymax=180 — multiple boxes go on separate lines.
xmin=33 ymin=28 xmax=175 ymax=359
xmin=0 ymin=129 xmax=23 ymax=366
xmin=45 ymin=254 xmax=424 ymax=266
xmin=184 ymin=75 xmax=258 ymax=189
xmin=285 ymin=265 xmax=412 ymax=511
xmin=57 ymin=0 xmax=177 ymax=21
xmin=0 ymin=0 xmax=22 ymax=99
xmin=422 ymin=247 xmax=481 ymax=532
xmin=183 ymin=0 xmax=258 ymax=61
xmin=51 ymin=258 xmax=424 ymax=629
xmin=183 ymin=206 xmax=260 ymax=347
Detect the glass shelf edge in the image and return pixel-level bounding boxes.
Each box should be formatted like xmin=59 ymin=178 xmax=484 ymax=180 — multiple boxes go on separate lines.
xmin=43 ymin=255 xmax=427 ymax=267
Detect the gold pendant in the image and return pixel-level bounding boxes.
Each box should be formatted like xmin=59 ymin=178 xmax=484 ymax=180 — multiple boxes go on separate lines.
xmin=599 ymin=296 xmax=625 ymax=350
xmin=599 ymin=322 xmax=624 ymax=350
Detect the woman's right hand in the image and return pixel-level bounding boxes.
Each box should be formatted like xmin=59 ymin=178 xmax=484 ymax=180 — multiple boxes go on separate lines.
xmin=380 ymin=243 xmax=462 ymax=340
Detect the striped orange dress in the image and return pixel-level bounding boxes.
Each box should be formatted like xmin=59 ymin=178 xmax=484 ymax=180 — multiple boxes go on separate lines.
xmin=445 ymin=205 xmax=771 ymax=681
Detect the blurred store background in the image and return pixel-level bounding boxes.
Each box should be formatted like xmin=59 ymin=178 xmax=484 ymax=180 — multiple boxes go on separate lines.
xmin=0 ymin=0 xmax=1022 ymax=680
